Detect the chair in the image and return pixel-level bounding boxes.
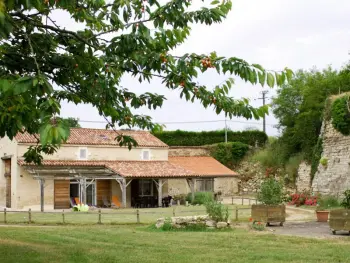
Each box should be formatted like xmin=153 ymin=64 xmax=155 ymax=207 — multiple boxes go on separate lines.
xmin=70 ymin=197 xmax=76 ymax=208
xmin=74 ymin=197 xmax=81 ymax=205
xmin=111 ymin=196 xmax=121 ymax=208
xmin=102 ymin=196 xmax=111 ymax=208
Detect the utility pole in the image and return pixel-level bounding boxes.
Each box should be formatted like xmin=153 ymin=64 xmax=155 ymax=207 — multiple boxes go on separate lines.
xmin=257 ymin=90 xmax=269 ymax=133
xmin=224 ymin=117 xmax=227 ymax=143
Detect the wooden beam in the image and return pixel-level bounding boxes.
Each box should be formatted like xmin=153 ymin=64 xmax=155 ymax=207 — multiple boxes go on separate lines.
xmin=186 ymin=178 xmax=195 ymax=203
xmin=158 ymin=179 xmax=163 ymax=207
xmin=116 ymin=179 xmax=127 ymax=208
xmin=39 ymin=178 xmax=45 ymax=212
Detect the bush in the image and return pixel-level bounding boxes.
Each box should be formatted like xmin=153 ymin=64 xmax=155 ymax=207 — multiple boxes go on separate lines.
xmin=205 ymin=201 xmax=229 ymax=222
xmin=173 ymin=194 xmax=187 ymax=205
xmin=285 ymin=153 xmax=304 ymax=184
xmin=289 ymin=193 xmax=317 ymax=206
xmin=186 ymin=192 xmax=214 ymax=205
xmin=257 ymin=178 xmax=284 ymax=205
xmin=311 ymin=138 xmax=323 ymax=180
xmin=317 ymin=195 xmax=340 ymax=210
xmin=210 ymin=142 xmax=250 ymax=167
xmin=341 ymin=190 xmax=350 ymax=209
xmin=152 ymin=130 xmax=268 ymax=147
xmin=331 ymin=96 xmax=350 ymax=135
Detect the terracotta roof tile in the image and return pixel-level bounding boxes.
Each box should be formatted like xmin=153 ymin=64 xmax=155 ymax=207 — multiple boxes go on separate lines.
xmin=18 ymin=157 xmax=237 ymax=178
xmin=169 ymin=156 xmax=238 ymax=176
xmin=15 ymin=128 xmax=168 ymax=148
xmin=17 ymin=159 xmax=197 ymax=178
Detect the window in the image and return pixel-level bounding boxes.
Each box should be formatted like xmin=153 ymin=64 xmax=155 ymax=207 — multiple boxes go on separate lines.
xmin=196 ymin=179 xmax=214 ymax=192
xmin=138 ymin=179 xmax=153 ymax=196
xmin=141 ymin=150 xmax=150 ymax=160
xmin=78 ymin=147 xmax=87 ymax=160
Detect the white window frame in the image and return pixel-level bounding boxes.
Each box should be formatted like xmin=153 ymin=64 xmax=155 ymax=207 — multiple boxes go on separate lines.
xmin=78 ymin=147 xmax=88 ymax=160
xmin=141 ymin=149 xmax=151 ymax=160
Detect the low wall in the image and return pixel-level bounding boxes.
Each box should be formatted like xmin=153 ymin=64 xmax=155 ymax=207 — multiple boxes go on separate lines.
xmin=156 ymin=215 xmax=229 ymax=229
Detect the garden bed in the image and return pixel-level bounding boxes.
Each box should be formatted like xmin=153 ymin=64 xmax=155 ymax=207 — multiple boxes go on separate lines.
xmin=251 ymin=204 xmax=285 ymax=226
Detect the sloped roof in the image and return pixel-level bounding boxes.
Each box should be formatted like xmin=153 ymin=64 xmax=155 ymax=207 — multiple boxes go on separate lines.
xmin=18 ymin=157 xmax=238 ymax=178
xmin=168 ymin=156 xmax=238 ymax=176
xmin=17 ymin=159 xmax=197 ymax=178
xmin=15 ymin=128 xmax=168 ymax=148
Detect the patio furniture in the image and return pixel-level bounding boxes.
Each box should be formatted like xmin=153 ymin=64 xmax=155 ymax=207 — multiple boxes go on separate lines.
xmin=162 ymin=196 xmax=173 ymax=207
xmin=70 ymin=197 xmax=76 ymax=208
xmin=111 ymin=196 xmax=121 ymax=208
xmin=102 ymin=196 xmax=111 ymax=208
xmin=74 ymin=197 xmax=81 ymax=205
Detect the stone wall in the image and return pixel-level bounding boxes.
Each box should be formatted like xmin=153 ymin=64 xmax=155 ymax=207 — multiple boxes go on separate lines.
xmin=168 ymin=146 xmax=210 ymax=157
xmin=156 ymin=215 xmax=229 ymax=229
xmin=296 ymin=162 xmax=311 ymax=192
xmin=312 ymin=120 xmax=350 ymax=195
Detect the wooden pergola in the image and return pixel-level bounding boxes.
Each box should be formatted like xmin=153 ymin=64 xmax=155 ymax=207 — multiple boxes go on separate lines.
xmin=22 ymin=165 xmax=198 ymax=212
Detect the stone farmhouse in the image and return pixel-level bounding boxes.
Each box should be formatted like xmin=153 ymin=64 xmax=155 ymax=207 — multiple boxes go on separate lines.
xmin=0 ymin=128 xmax=238 ymax=210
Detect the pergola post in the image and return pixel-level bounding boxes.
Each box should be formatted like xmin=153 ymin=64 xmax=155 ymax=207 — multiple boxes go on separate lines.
xmin=39 ymin=178 xmax=45 ymax=212
xmin=186 ymin=178 xmax=195 ymax=203
xmin=153 ymin=179 xmax=166 ymax=207
xmin=116 ymin=178 xmax=127 ymax=208
xmin=80 ymin=177 xmax=87 ymax=204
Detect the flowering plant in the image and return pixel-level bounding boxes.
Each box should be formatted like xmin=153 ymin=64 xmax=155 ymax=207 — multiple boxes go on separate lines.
xmin=249 ymin=218 xmax=265 ymax=231
xmin=288 ymin=193 xmax=317 ymax=207
xmin=72 ymin=204 xmax=89 ymax=212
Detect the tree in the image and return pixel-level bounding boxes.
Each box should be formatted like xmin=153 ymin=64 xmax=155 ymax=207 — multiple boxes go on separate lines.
xmin=60 ymin=117 xmax=81 ymax=128
xmin=0 ymin=0 xmax=291 ymax=164
xmin=272 ymin=64 xmax=350 ymax=165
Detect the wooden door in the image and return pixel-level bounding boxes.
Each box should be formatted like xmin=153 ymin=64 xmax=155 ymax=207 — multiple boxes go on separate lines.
xmin=54 ymin=180 xmax=70 ymax=209
xmin=96 ymin=180 xmax=111 ymax=207
xmin=4 ymin=159 xmax=11 ymax=208
xmin=5 ymin=176 xmax=11 ymax=208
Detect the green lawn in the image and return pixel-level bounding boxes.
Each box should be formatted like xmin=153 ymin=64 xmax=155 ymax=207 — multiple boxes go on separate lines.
xmin=1 ymin=205 xmax=251 ymax=225
xmin=0 ymin=225 xmax=349 ymax=263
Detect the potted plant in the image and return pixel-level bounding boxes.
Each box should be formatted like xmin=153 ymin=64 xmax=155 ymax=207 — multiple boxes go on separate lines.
xmin=252 ymin=177 xmax=285 ymax=226
xmin=316 ymin=195 xmax=340 ymax=222
xmin=329 ymin=190 xmax=350 ymax=235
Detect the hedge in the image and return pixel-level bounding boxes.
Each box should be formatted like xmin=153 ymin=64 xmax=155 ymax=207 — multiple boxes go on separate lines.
xmin=152 ymin=130 xmax=267 ymax=147
xmin=210 ymin=142 xmax=250 ymax=168
xmin=331 ymin=96 xmax=350 ymax=135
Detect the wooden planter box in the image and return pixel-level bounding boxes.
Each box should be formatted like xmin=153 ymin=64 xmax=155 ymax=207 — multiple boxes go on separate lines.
xmin=329 ymin=209 xmax=350 ymax=235
xmin=251 ymin=204 xmax=286 ymax=226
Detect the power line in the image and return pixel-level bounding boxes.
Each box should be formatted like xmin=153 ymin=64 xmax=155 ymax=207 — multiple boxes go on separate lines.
xmin=77 ymin=119 xmax=277 ymax=126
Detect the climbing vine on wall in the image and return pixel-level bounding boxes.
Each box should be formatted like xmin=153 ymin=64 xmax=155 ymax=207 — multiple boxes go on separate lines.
xmin=331 ymin=96 xmax=350 ymax=135
xmin=310 ymin=138 xmax=323 ymax=181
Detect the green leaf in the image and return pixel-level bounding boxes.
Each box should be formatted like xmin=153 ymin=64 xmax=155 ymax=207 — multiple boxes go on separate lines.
xmin=267 ymin=73 xmax=275 ymax=88
xmin=258 ymin=72 xmax=266 ymax=87
xmin=211 ymin=0 xmax=220 ymax=4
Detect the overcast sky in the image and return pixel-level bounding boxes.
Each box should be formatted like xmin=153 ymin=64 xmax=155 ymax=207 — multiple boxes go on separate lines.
xmin=58 ymin=0 xmax=350 ymax=136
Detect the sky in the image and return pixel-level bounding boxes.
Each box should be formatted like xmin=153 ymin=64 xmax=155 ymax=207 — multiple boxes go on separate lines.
xmin=57 ymin=0 xmax=350 ymax=136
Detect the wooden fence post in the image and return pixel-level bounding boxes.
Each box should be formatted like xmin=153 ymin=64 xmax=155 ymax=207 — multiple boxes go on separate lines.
xmin=231 ymin=196 xmax=234 ymax=205
xmin=98 ymin=209 xmax=102 ymax=224
xmin=172 ymin=207 xmax=176 ymax=217
xmin=235 ymin=206 xmax=238 ymax=221
xmin=4 ymin=208 xmax=6 ymax=224
xmin=248 ymin=199 xmax=251 ymax=205
xmin=62 ymin=210 xmax=65 ymax=224
xmin=136 ymin=209 xmax=140 ymax=224
xmin=28 ymin=209 xmax=31 ymax=224
xmin=177 ymin=200 xmax=180 ymax=206
xmin=255 ymin=198 xmax=258 ymax=204
xmin=241 ymin=196 xmax=244 ymax=205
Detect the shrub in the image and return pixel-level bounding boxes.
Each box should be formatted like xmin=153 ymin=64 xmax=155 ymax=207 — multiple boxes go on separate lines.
xmin=289 ymin=193 xmax=317 ymax=207
xmin=285 ymin=153 xmax=304 ymax=184
xmin=341 ymin=190 xmax=350 ymax=209
xmin=257 ymin=178 xmax=284 ymax=205
xmin=331 ymin=96 xmax=350 ymax=135
xmin=317 ymin=195 xmax=340 ymax=210
xmin=173 ymin=194 xmax=187 ymax=205
xmin=186 ymin=192 xmax=214 ymax=205
xmin=152 ymin=130 xmax=268 ymax=147
xmin=251 ymin=221 xmax=265 ymax=231
xmin=319 ymin=157 xmax=328 ymax=167
xmin=205 ymin=201 xmax=229 ymax=222
xmin=210 ymin=142 xmax=250 ymax=167
xmin=311 ymin=138 xmax=323 ymax=180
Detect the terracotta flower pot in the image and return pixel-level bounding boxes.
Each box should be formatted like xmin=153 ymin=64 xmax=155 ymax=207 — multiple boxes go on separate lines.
xmin=316 ymin=210 xmax=329 ymax=222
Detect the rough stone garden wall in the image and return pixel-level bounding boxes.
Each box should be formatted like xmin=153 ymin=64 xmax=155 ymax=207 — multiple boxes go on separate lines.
xmin=296 ymin=162 xmax=311 ymax=192
xmin=312 ymin=120 xmax=350 ymax=195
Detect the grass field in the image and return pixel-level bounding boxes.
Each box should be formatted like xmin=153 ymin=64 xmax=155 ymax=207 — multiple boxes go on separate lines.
xmin=1 ymin=205 xmax=251 ymax=224
xmin=0 ymin=225 xmax=349 ymax=263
